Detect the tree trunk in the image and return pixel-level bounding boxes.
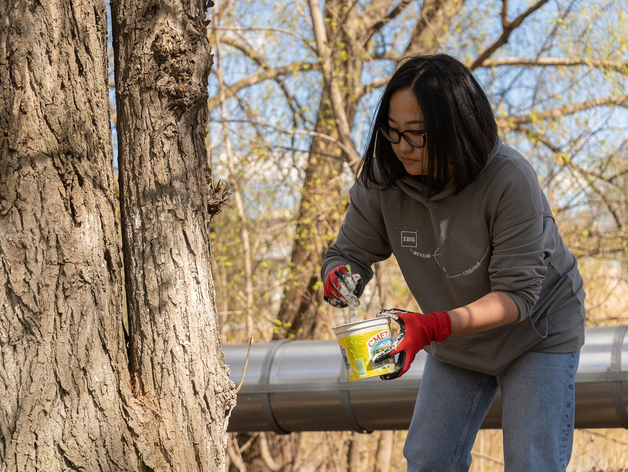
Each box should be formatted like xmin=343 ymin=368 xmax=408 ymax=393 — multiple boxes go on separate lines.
xmin=112 ymin=0 xmax=235 ymax=470
xmin=272 ymin=93 xmax=348 ymax=341
xmin=348 ymin=432 xmax=368 ymax=472
xmin=374 ymin=428 xmax=394 ymax=471
xmin=0 ymin=0 xmax=135 ymax=469
xmin=0 ymin=0 xmax=235 ymax=470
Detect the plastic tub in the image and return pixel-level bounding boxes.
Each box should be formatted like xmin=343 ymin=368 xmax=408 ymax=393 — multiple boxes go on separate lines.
xmin=333 ymin=317 xmax=396 ymax=381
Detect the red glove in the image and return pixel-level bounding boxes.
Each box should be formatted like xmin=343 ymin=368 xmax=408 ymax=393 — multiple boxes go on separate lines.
xmin=323 ymin=265 xmax=364 ymax=308
xmin=372 ymin=309 xmax=452 ymax=380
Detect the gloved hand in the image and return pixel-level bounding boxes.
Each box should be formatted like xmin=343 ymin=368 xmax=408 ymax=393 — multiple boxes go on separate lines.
xmin=372 ymin=309 xmax=452 ymax=380
xmin=323 ymin=265 xmax=364 ymax=308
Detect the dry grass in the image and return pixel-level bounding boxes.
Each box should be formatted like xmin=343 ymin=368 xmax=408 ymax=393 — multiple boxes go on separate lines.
xmin=286 ymin=428 xmax=628 ymax=471
xmin=569 ymin=429 xmax=628 ymax=472
xmin=468 ymin=429 xmax=628 ymax=472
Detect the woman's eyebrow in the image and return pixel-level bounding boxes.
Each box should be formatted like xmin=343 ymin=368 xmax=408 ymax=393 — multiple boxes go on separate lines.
xmin=387 ymin=117 xmax=426 ymax=125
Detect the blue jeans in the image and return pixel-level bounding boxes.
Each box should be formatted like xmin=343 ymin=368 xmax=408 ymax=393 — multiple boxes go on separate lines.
xmin=404 ymin=351 xmax=580 ymax=472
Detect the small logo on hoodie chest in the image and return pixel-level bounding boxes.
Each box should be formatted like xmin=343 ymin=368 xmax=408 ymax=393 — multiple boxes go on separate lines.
xmin=401 ymin=231 xmax=417 ymax=247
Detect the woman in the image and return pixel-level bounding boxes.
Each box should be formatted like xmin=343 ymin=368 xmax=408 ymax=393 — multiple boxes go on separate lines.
xmin=322 ymin=54 xmax=585 ymax=471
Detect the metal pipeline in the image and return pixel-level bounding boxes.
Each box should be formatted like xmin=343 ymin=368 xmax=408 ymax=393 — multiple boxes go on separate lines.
xmin=224 ymin=325 xmax=628 ymax=433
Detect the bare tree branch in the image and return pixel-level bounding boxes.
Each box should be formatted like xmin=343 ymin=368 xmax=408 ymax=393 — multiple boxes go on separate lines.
xmin=362 ymin=0 xmax=413 ymax=45
xmin=308 ymin=0 xmax=362 ymax=172
xmin=320 ymin=0 xmax=378 ymax=69
xmin=481 ymin=57 xmax=628 ymax=74
xmin=362 ymin=1 xmax=467 ymax=90
xmin=580 ymin=429 xmax=628 ymax=446
xmin=211 ymin=115 xmax=361 ymax=158
xmin=500 ymin=0 xmax=509 ymax=28
xmin=207 ymin=61 xmax=320 ymax=110
xmin=470 ymin=0 xmax=549 ymax=70
xmin=404 ymin=0 xmax=465 ymax=56
xmin=520 ymin=125 xmax=624 ymax=228
xmin=259 ymin=433 xmax=283 ymax=471
xmin=497 ymin=94 xmax=628 ymax=129
xmin=356 ymin=77 xmax=390 ymax=100
xmin=209 ymin=36 xmax=315 ymax=127
xmin=227 ymin=437 xmax=247 ymax=472
xmin=471 ymin=449 xmax=504 ymax=466
xmin=214 ymin=35 xmax=271 ymax=68
xmin=211 ymin=25 xmax=311 ymax=46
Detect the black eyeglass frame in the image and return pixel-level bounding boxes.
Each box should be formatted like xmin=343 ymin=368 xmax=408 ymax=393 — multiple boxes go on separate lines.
xmin=378 ymin=125 xmax=427 ymax=149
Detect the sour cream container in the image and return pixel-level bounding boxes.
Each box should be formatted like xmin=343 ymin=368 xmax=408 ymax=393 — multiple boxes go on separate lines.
xmin=333 ymin=317 xmax=396 ymax=381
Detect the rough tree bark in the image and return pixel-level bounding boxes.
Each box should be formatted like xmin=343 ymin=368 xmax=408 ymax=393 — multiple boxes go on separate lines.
xmin=0 ymin=0 xmax=235 ymax=470
xmin=112 ymin=0 xmax=235 ymax=469
xmin=0 ymin=0 xmax=136 ymax=469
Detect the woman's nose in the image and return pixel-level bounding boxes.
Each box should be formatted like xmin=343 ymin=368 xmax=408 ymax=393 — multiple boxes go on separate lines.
xmin=397 ymin=137 xmax=413 ymax=152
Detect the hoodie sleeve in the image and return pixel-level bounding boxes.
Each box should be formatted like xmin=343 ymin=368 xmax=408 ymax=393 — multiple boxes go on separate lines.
xmin=321 ymin=181 xmax=393 ymax=286
xmin=487 ymin=151 xmax=549 ymax=321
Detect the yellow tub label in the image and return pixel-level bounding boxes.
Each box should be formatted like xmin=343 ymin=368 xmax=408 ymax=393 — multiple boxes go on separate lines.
xmin=337 ymin=328 xmax=396 ymax=381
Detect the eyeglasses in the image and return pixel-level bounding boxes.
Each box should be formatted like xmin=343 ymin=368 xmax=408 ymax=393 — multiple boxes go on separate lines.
xmin=378 ymin=125 xmax=427 ymax=148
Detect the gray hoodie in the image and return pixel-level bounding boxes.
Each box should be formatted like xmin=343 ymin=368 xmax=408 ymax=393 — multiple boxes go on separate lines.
xmin=322 ymin=137 xmax=585 ymax=375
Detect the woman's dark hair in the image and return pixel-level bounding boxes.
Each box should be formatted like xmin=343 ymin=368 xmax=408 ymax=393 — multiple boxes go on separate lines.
xmin=359 ymin=54 xmax=498 ymax=194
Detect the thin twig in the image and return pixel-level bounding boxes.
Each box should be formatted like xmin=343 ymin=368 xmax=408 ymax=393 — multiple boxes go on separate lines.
xmin=471 ymin=450 xmax=504 ymax=465
xmin=234 ymin=337 xmax=253 ymax=395
xmin=580 ymin=429 xmax=628 ymax=446
xmin=227 ymin=436 xmax=247 ymax=472
xmin=238 ymin=431 xmax=259 ymax=454
xmin=259 ymin=432 xmax=283 ymax=471
xmin=470 ymin=0 xmax=549 ymax=70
